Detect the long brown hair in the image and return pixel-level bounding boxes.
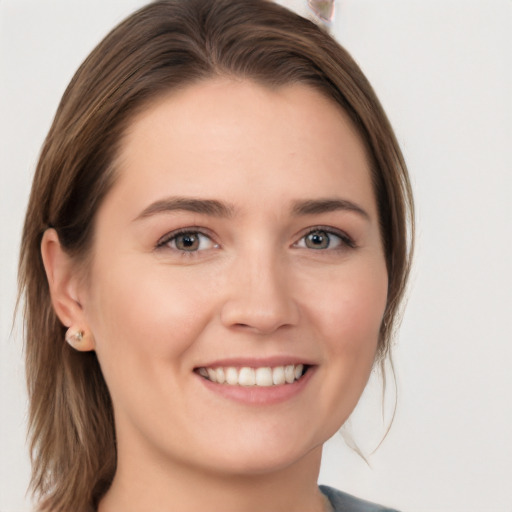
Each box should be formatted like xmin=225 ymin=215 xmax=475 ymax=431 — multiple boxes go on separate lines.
xmin=18 ymin=1 xmax=414 ymax=510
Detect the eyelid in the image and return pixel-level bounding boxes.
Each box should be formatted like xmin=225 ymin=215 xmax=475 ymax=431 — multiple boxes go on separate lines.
xmin=293 ymin=225 xmax=357 ymax=249
xmin=156 ymin=227 xmax=219 ymax=251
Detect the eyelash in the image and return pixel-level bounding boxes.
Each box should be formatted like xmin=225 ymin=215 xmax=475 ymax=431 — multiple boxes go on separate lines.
xmin=294 ymin=226 xmax=357 ymax=251
xmin=156 ymin=226 xmax=356 ymax=254
xmin=156 ymin=228 xmax=218 ymax=254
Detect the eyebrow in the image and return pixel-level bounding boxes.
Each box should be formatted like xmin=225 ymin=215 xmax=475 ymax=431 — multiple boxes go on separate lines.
xmin=135 ymin=196 xmax=369 ymax=221
xmin=291 ymin=198 xmax=370 ymax=220
xmin=135 ymin=197 xmax=235 ymax=220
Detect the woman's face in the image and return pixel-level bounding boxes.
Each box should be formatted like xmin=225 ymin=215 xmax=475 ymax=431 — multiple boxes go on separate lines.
xmin=80 ymin=79 xmax=387 ymax=477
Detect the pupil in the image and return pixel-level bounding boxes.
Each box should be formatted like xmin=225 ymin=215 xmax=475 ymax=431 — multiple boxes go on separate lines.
xmin=178 ymin=234 xmax=198 ymax=250
xmin=307 ymin=230 xmax=329 ymax=249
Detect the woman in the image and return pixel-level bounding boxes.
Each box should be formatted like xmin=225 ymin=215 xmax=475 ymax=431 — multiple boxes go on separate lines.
xmin=18 ymin=0 xmax=413 ymax=511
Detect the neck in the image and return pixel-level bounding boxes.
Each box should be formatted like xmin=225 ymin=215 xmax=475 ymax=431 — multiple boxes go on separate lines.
xmin=98 ymin=443 xmax=327 ymax=512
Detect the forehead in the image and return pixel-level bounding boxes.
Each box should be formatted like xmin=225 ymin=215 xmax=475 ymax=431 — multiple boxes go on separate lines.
xmin=109 ymin=78 xmax=376 ymax=218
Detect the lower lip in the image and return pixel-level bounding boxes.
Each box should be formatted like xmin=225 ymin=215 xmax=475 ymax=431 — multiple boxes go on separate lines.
xmin=196 ymin=366 xmax=316 ymax=406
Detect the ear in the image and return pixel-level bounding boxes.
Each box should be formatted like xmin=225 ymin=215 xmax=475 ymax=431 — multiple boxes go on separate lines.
xmin=41 ymin=228 xmax=95 ymax=351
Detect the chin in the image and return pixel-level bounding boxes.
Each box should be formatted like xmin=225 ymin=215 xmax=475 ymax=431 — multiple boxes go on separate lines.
xmin=205 ymin=447 xmax=320 ymax=478
xmin=187 ymin=428 xmax=326 ymax=478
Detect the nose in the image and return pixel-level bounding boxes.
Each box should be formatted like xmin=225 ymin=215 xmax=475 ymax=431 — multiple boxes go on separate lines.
xmin=220 ymin=252 xmax=300 ymax=335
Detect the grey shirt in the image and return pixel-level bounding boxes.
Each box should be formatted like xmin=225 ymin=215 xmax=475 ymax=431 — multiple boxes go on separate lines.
xmin=320 ymin=485 xmax=400 ymax=512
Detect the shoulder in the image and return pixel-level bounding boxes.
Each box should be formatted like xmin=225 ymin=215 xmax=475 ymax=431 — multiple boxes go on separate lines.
xmin=319 ymin=485 xmax=401 ymax=512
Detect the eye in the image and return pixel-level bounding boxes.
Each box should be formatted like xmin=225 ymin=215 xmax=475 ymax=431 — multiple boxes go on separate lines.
xmin=157 ymin=230 xmax=218 ymax=252
xmin=294 ymin=228 xmax=354 ymax=250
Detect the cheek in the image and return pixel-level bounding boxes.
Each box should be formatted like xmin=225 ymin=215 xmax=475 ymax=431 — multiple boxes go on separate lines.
xmin=322 ymin=267 xmax=387 ymax=410
xmin=309 ymin=264 xmax=388 ymax=357
xmin=83 ymin=260 xmax=217 ymax=378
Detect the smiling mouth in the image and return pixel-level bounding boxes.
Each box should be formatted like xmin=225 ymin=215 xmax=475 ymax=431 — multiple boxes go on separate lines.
xmin=195 ymin=364 xmax=309 ymax=387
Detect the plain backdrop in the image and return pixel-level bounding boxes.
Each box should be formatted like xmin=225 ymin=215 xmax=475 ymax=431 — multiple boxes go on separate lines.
xmin=1 ymin=1 xmax=511 ymax=511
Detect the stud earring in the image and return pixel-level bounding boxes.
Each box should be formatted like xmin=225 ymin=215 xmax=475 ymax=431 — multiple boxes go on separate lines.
xmin=65 ymin=328 xmax=85 ymax=347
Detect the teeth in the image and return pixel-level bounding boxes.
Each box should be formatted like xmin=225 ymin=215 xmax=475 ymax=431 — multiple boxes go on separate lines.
xmin=226 ymin=367 xmax=238 ymax=385
xmin=284 ymin=365 xmax=295 ymax=383
xmin=239 ymin=367 xmax=255 ymax=386
xmin=198 ymin=364 xmax=306 ymax=386
xmin=215 ymin=367 xmax=225 ymax=384
xmin=255 ymin=367 xmax=273 ymax=386
xmin=272 ymin=366 xmax=285 ymax=385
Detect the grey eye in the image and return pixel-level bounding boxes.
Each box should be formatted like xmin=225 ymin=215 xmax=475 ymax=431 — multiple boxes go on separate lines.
xmin=304 ymin=230 xmax=331 ymax=249
xmin=166 ymin=232 xmax=216 ymax=252
xmin=293 ymin=228 xmax=349 ymax=251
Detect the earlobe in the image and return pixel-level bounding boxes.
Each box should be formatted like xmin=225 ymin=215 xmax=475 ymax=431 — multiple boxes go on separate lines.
xmin=41 ymin=229 xmax=94 ymax=351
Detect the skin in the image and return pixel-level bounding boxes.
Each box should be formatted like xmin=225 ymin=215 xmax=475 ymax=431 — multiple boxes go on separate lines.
xmin=42 ymin=79 xmax=388 ymax=512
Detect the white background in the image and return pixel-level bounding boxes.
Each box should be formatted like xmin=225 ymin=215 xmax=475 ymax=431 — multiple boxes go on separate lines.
xmin=1 ymin=1 xmax=511 ymax=511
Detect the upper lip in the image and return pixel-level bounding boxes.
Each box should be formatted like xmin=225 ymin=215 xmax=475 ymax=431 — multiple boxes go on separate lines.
xmin=195 ymin=356 xmax=316 ymax=369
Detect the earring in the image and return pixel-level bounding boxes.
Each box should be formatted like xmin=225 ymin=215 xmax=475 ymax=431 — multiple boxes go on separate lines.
xmin=65 ymin=328 xmax=85 ymax=347
xmin=65 ymin=327 xmax=95 ymax=352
